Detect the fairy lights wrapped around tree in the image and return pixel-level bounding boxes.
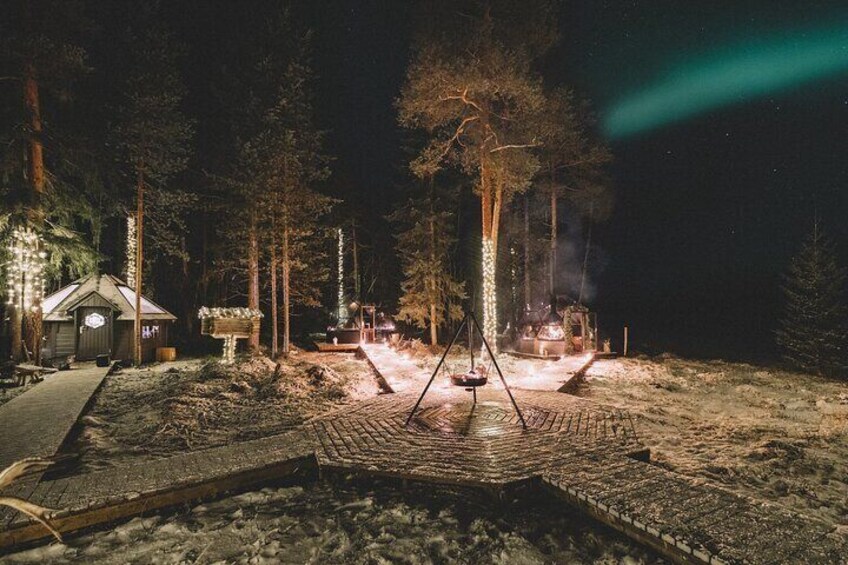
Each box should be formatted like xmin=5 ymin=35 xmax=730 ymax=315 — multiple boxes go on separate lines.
xmin=337 ymin=228 xmax=345 ymax=323
xmin=5 ymin=227 xmax=47 ymax=313
xmin=482 ymin=238 xmax=497 ymax=352
xmin=125 ymin=215 xmax=137 ymax=288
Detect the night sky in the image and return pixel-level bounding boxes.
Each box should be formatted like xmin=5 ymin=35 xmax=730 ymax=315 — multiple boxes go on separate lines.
xmin=143 ymin=1 xmax=848 ymax=360
xmin=284 ymin=1 xmax=848 ymax=361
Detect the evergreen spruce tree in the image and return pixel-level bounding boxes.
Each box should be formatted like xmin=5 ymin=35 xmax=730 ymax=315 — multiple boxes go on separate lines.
xmin=390 ymin=176 xmax=465 ymax=345
xmin=776 ymin=224 xmax=848 ymax=378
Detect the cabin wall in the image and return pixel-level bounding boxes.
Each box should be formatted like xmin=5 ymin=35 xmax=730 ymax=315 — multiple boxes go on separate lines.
xmin=43 ymin=322 xmax=75 ymax=361
xmin=113 ymin=322 xmax=133 ymax=361
xmin=113 ymin=320 xmax=170 ymax=362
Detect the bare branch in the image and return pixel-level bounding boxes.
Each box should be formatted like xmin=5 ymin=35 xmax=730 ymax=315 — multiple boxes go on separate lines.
xmin=440 ymin=115 xmax=478 ymax=158
xmin=439 ymin=87 xmax=484 ymax=113
xmin=489 ymin=142 xmax=540 ymax=153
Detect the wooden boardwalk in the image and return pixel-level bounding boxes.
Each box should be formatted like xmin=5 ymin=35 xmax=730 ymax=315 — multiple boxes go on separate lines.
xmin=0 ymin=349 xmax=845 ymax=563
xmin=0 ymin=364 xmax=112 ymax=470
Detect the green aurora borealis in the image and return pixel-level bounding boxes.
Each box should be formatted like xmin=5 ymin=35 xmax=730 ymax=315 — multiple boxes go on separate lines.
xmin=604 ymin=24 xmax=848 ymax=138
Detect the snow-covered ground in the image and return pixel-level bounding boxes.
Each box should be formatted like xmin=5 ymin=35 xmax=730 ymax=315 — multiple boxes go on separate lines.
xmin=63 ymin=352 xmax=380 ymax=472
xmin=382 ymin=343 xmax=594 ymax=393
xmin=581 ymin=355 xmax=848 ymax=528
xmin=3 ymin=479 xmax=658 ymax=564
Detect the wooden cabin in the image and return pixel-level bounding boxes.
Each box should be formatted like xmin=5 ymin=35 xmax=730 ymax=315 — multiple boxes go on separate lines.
xmin=41 ymin=274 xmax=176 ymax=363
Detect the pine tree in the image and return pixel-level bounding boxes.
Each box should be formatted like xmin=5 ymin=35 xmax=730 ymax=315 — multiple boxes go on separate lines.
xmin=0 ymin=0 xmax=97 ymax=362
xmin=212 ymin=7 xmax=333 ymax=356
xmin=390 ymin=176 xmax=465 ymax=345
xmin=398 ymin=0 xmax=556 ymax=348
xmin=776 ymin=224 xmax=848 ymax=378
xmin=113 ymin=13 xmax=194 ymax=365
xmin=534 ymin=87 xmax=611 ymax=297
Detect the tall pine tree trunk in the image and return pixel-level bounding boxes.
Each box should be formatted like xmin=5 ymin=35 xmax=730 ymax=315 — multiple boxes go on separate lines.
xmin=523 ymin=194 xmax=530 ymax=309
xmin=479 ymin=155 xmax=498 ymax=351
xmin=352 ymin=221 xmax=360 ymax=300
xmin=428 ymin=176 xmax=438 ymax=345
xmin=282 ymin=217 xmax=291 ymax=356
xmin=20 ymin=64 xmax=45 ymax=363
xmin=270 ymin=223 xmax=278 ymax=359
xmin=549 ymin=166 xmax=557 ymax=296
xmin=134 ymin=168 xmax=144 ymax=366
xmin=247 ymin=213 xmax=260 ymax=352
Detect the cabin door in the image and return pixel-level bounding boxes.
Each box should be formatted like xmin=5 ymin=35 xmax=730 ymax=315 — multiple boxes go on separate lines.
xmin=77 ymin=307 xmax=112 ymax=360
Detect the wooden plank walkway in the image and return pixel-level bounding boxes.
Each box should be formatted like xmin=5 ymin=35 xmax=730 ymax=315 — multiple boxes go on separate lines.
xmin=0 ymin=348 xmax=844 ymax=563
xmin=0 ymin=364 xmax=112 ymax=470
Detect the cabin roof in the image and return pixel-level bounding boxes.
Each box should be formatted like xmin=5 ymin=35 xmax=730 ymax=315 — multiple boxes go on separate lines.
xmin=42 ymin=274 xmax=177 ymax=322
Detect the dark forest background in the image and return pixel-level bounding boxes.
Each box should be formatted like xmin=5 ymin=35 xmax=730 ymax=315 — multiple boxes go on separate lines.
xmin=2 ymin=0 xmax=847 ymax=364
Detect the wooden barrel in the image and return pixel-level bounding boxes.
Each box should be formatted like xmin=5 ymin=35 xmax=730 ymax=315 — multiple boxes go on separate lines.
xmin=156 ymin=347 xmax=177 ymax=362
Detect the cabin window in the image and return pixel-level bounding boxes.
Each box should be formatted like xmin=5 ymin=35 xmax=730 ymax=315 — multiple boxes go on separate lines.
xmin=142 ymin=325 xmax=160 ymax=340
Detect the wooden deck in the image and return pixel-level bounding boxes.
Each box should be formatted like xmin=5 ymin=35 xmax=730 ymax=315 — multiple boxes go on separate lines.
xmin=314 ymin=342 xmax=361 ymax=352
xmin=0 ymin=348 xmax=845 ymax=563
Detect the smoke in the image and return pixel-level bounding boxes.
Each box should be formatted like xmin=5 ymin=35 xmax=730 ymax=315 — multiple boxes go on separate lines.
xmin=554 ymin=209 xmax=608 ymax=304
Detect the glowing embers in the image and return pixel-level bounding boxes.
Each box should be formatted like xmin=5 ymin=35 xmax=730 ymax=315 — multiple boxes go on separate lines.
xmin=5 ymin=227 xmax=47 ymax=312
xmin=84 ymin=312 xmax=106 ymax=329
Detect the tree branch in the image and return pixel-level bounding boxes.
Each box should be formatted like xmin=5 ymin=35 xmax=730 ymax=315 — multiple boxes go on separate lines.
xmin=439 ymin=86 xmax=483 ymax=113
xmin=489 ymin=142 xmax=540 ymax=153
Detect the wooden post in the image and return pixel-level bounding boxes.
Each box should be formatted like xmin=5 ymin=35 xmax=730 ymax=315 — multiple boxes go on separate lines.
xmin=134 ymin=168 xmax=144 ymax=367
xmin=623 ymin=326 xmax=629 ymax=357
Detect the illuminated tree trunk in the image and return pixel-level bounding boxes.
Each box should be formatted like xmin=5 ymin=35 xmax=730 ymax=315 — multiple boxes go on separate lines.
xmin=134 ymin=168 xmax=144 ymax=366
xmin=428 ymin=178 xmax=438 ymax=345
xmin=336 ymin=228 xmax=345 ymax=322
xmin=352 ymin=220 xmax=360 ymax=300
xmin=549 ymin=165 xmax=557 ymax=295
xmin=270 ymin=223 xmax=278 ymax=359
xmin=479 ymin=155 xmax=499 ymax=351
xmin=247 ymin=214 xmax=260 ymax=352
xmin=523 ymin=194 xmax=530 ymax=309
xmin=282 ymin=217 xmax=291 ymax=356
xmin=21 ymin=65 xmax=45 ymax=364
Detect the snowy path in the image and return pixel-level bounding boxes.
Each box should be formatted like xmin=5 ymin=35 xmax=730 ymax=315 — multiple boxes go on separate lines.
xmin=0 ymin=364 xmax=111 ymax=470
xmin=359 ymin=344 xmax=435 ymax=393
xmin=360 ymin=343 xmax=594 ymax=394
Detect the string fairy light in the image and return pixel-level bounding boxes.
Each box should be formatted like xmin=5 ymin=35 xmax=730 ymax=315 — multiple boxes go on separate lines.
xmin=197 ymin=307 xmax=263 ymax=319
xmin=125 ymin=215 xmax=137 ymax=288
xmin=197 ymin=307 xmax=263 ymax=363
xmin=5 ymin=227 xmax=47 ymax=313
xmin=337 ymin=228 xmax=345 ymax=323
xmin=481 ymin=237 xmax=497 ymax=353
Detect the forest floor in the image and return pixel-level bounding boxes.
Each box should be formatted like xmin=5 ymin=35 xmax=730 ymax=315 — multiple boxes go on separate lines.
xmin=579 ymin=355 xmax=848 ymax=529
xmin=62 ymin=351 xmax=379 ymax=473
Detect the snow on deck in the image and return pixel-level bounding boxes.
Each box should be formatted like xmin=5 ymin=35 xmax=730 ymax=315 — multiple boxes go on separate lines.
xmin=1 ymin=355 xmax=845 ymax=563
